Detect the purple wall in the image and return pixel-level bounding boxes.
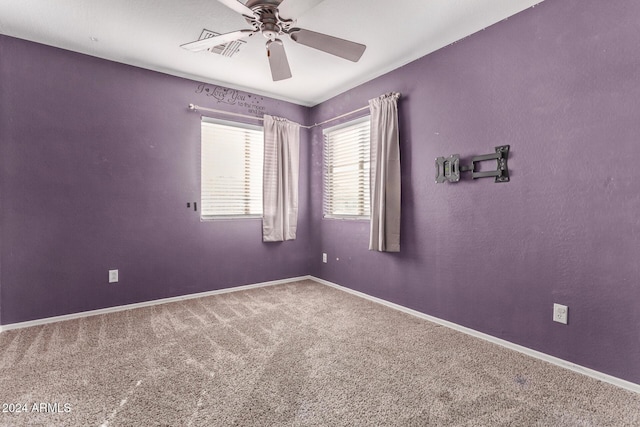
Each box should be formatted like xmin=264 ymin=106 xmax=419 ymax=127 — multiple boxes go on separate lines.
xmin=0 ymin=35 xmax=311 ymax=325
xmin=1 ymin=0 xmax=639 ymax=386
xmin=310 ymin=0 xmax=640 ymax=384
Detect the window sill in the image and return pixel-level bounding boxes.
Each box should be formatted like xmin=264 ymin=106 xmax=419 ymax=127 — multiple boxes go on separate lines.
xmin=323 ymin=215 xmax=370 ymax=221
xmin=200 ymin=215 xmax=263 ymax=222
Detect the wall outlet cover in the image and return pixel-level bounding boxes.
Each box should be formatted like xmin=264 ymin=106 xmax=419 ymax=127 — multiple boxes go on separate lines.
xmin=109 ymin=269 xmax=119 ymax=283
xmin=553 ymin=303 xmax=568 ymax=324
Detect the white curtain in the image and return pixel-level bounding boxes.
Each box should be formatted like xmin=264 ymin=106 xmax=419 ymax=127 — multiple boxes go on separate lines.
xmin=262 ymin=115 xmax=300 ymax=242
xmin=369 ymin=92 xmax=401 ymax=252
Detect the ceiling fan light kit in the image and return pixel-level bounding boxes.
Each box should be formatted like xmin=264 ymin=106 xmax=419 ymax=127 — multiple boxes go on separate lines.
xmin=181 ymin=0 xmax=367 ymax=81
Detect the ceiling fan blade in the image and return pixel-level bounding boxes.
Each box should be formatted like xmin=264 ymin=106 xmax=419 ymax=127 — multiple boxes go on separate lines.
xmin=266 ymin=39 xmax=292 ymax=81
xmin=181 ymin=29 xmax=254 ymax=52
xmin=289 ymin=29 xmax=366 ymax=62
xmin=277 ymin=0 xmax=326 ymax=19
xmin=216 ymin=0 xmax=255 ymax=17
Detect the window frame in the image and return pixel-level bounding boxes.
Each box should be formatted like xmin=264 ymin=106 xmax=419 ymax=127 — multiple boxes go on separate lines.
xmin=200 ymin=117 xmax=264 ymax=221
xmin=322 ymin=115 xmax=371 ymax=220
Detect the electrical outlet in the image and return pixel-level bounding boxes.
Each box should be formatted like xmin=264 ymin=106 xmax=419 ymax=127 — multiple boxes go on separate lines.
xmin=553 ymin=303 xmax=568 ymax=324
xmin=322 ymin=253 xmax=327 ymax=263
xmin=109 ymin=269 xmax=119 ymax=283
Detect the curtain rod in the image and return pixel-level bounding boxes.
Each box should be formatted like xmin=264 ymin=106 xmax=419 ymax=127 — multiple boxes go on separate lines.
xmin=188 ymin=104 xmax=369 ymax=129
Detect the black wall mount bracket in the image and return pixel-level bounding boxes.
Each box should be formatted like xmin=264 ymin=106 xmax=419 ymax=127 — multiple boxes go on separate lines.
xmin=435 ymin=145 xmax=510 ymax=184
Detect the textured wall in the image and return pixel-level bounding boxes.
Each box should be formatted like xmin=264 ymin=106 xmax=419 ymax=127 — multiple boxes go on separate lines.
xmin=2 ymin=0 xmax=639 ymax=386
xmin=309 ymin=0 xmax=640 ymax=384
xmin=0 ymin=35 xmax=311 ymax=324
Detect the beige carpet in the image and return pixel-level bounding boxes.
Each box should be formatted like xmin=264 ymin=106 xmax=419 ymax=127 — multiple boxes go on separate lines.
xmin=0 ymin=279 xmax=638 ymax=426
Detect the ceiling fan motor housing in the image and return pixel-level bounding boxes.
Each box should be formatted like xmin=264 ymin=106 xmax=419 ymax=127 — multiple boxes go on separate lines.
xmin=244 ymin=0 xmax=294 ymax=40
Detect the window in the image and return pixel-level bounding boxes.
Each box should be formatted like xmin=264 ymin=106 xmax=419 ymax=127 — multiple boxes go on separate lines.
xmin=200 ymin=118 xmax=264 ymax=219
xmin=323 ymin=116 xmax=371 ymax=218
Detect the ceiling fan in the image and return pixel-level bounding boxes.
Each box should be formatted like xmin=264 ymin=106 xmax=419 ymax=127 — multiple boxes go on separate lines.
xmin=181 ymin=0 xmax=366 ymax=81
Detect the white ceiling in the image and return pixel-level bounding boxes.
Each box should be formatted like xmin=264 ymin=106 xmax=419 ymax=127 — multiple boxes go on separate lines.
xmin=0 ymin=0 xmax=544 ymax=106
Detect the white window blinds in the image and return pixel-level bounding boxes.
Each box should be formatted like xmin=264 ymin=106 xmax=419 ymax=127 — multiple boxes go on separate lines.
xmin=201 ymin=119 xmax=264 ymax=218
xmin=323 ymin=116 xmax=371 ymax=218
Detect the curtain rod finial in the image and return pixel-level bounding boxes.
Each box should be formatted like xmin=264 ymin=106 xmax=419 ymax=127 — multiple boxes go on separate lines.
xmin=188 ymin=104 xmax=197 ymax=111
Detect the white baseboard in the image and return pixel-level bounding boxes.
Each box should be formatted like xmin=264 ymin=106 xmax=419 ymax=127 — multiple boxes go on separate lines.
xmin=0 ymin=275 xmax=312 ymax=333
xmin=310 ymin=276 xmax=640 ymax=395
